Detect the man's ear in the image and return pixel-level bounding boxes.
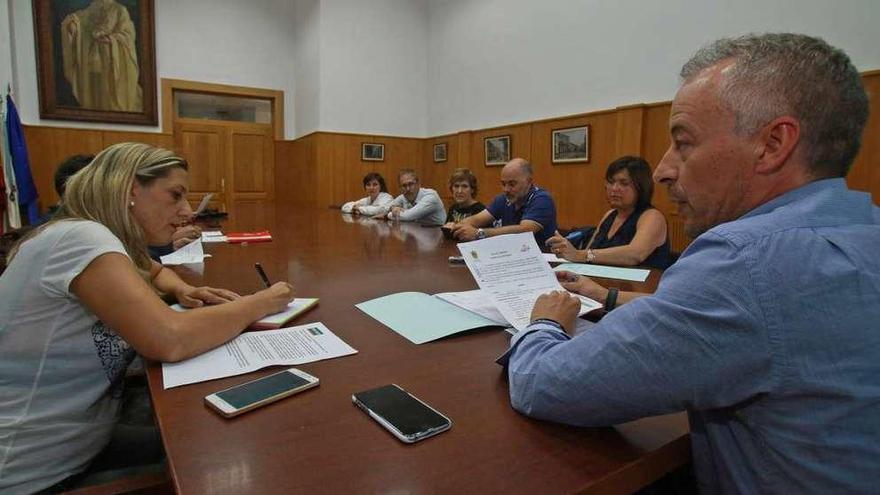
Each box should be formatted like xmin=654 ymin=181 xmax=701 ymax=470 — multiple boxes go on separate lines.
xmin=755 ymin=116 xmax=800 ymax=175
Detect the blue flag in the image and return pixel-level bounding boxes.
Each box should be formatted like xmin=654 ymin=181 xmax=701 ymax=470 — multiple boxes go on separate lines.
xmin=4 ymin=95 xmax=39 ymax=224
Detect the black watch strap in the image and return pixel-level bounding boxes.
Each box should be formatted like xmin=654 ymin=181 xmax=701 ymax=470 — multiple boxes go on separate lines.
xmin=605 ymin=288 xmax=619 ymax=312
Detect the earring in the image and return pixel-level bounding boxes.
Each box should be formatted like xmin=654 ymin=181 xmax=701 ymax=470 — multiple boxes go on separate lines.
xmin=129 ymin=201 xmax=135 ymax=208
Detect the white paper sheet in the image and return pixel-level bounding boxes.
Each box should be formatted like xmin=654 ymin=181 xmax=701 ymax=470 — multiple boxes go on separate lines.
xmin=161 ymin=322 xmax=357 ymax=389
xmin=159 ymin=240 xmax=210 ymax=265
xmin=201 ymin=231 xmax=228 ymax=243
xmin=434 ymin=289 xmax=509 ymax=326
xmin=457 ymin=233 xmax=602 ymax=331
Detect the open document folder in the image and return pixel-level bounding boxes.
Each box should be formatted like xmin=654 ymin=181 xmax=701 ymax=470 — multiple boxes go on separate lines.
xmin=357 ymin=286 xmax=600 ymax=346
xmin=356 ymin=291 xmax=503 ymax=345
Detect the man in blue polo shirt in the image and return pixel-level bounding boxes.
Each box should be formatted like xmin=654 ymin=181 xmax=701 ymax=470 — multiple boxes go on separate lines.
xmin=450 ymin=158 xmax=556 ymax=246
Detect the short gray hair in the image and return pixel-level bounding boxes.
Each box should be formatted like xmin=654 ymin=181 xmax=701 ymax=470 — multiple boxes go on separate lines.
xmin=681 ymin=33 xmax=869 ymax=178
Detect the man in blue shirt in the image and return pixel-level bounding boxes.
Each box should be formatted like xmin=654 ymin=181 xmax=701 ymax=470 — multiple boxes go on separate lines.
xmin=502 ymin=33 xmax=880 ymax=493
xmin=450 ymin=158 xmax=557 ymax=246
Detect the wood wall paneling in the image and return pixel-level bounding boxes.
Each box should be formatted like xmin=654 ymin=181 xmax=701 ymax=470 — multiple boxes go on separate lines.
xmin=21 ymin=72 xmax=880 ymax=256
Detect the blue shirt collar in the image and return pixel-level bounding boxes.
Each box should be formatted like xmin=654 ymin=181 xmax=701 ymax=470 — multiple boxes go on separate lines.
xmin=741 ymin=178 xmax=846 ymax=220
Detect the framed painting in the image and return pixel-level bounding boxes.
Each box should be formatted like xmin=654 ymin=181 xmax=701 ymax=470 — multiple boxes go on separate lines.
xmin=433 ymin=142 xmax=447 ymax=162
xmin=484 ymin=135 xmax=510 ymax=166
xmin=552 ymin=125 xmax=590 ymax=163
xmin=32 ymin=0 xmax=158 ymax=125
xmin=362 ymin=142 xmax=385 ymax=161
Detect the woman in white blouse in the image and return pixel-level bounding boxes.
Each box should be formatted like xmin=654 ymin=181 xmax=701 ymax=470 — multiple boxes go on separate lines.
xmin=0 ymin=142 xmax=294 ymax=492
xmin=341 ymin=172 xmax=393 ymax=216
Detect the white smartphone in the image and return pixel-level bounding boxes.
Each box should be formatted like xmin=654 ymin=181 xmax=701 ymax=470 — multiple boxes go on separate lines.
xmin=352 ymin=384 xmax=452 ymax=443
xmin=205 ymin=367 xmax=319 ymax=418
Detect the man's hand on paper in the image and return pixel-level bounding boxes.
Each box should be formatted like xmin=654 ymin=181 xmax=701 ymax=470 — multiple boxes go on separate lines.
xmin=556 ymin=271 xmax=608 ymax=304
xmin=255 ymin=282 xmax=297 ymax=315
xmin=530 ymin=290 xmax=580 ymax=335
xmin=172 ymin=224 xmax=202 ymax=250
xmin=177 ymin=285 xmax=241 ymax=308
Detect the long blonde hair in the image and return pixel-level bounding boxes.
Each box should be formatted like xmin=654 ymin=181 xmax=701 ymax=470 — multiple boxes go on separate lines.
xmin=9 ymin=142 xmax=188 ymax=280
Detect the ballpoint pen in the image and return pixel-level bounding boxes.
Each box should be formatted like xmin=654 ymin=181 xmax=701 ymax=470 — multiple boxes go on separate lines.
xmin=254 ymin=262 xmax=272 ymax=288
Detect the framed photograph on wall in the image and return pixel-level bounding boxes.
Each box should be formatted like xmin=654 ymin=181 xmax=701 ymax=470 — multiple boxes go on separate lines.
xmin=484 ymin=135 xmax=510 ymax=166
xmin=552 ymin=126 xmax=590 ymax=163
xmin=362 ymin=143 xmax=385 ymax=161
xmin=433 ymin=142 xmax=448 ymax=162
xmin=32 ymin=0 xmax=158 ymax=125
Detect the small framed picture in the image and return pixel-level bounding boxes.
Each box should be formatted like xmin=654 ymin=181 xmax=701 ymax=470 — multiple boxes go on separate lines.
xmin=484 ymin=135 xmax=511 ymax=166
xmin=362 ymin=143 xmax=385 ymax=162
xmin=552 ymin=126 xmax=590 ymax=164
xmin=433 ymin=142 xmax=448 ymax=162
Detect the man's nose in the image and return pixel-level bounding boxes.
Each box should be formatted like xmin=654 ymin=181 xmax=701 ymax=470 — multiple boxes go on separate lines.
xmin=654 ymin=146 xmax=677 ymax=185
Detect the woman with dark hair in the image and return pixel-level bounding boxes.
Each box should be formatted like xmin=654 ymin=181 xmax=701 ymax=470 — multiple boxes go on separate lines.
xmin=341 ymin=172 xmax=394 ymax=216
xmin=546 ymin=156 xmax=670 ymax=268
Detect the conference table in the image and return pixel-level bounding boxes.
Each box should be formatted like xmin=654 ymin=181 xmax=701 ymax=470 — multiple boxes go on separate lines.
xmin=146 ymin=208 xmax=690 ymax=494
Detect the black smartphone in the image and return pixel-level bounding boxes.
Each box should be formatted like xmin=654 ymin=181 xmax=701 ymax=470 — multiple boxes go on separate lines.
xmin=352 ymin=384 xmax=452 ymax=443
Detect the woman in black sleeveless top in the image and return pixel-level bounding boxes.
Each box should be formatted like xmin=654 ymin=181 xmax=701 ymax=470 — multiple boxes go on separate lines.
xmin=547 ymin=156 xmax=671 ymax=268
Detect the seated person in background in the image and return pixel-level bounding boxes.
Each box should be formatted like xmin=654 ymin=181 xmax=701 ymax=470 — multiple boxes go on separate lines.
xmin=545 ymin=156 xmax=670 ymax=268
xmin=377 ymin=168 xmax=446 ymax=225
xmin=0 ymin=142 xmax=295 ymax=493
xmin=47 ymin=153 xmax=202 ymax=262
xmin=443 ymin=168 xmax=485 ymax=224
xmin=341 ymin=172 xmax=394 ymax=216
xmin=504 ymin=33 xmax=880 ymax=492
xmin=45 ymin=154 xmax=95 ymax=219
xmin=450 ymin=158 xmax=557 ymax=246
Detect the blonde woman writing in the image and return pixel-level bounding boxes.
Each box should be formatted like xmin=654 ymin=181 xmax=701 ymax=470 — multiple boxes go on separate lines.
xmin=0 ymin=142 xmax=294 ymax=493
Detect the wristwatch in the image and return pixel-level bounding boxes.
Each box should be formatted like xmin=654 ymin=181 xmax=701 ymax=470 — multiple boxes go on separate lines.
xmin=585 ymin=249 xmax=596 ymax=263
xmin=476 ymin=228 xmax=487 ymax=240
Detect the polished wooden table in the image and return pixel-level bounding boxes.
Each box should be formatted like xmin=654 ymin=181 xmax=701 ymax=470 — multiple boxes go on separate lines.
xmin=147 ymin=208 xmax=689 ymax=494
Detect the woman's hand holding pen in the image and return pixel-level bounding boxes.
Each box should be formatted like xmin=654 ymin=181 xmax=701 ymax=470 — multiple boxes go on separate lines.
xmin=545 ymin=231 xmax=581 ymax=261
xmin=254 ymin=282 xmax=296 ymax=315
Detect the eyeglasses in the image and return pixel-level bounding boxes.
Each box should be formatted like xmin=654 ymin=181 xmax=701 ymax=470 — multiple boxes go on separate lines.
xmin=400 ymin=181 xmax=418 ymax=189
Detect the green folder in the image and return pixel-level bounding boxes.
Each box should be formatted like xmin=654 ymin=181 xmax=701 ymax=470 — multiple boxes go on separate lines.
xmin=555 ymin=263 xmax=650 ymax=282
xmin=356 ymin=292 xmax=502 ymax=344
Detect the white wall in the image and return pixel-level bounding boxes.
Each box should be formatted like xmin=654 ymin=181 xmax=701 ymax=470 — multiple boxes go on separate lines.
xmin=7 ymin=0 xmax=300 ymax=137
xmin=426 ymin=0 xmax=880 ymax=136
xmin=318 ymin=0 xmax=428 ymax=137
xmin=0 ymin=2 xmax=13 ymax=94
xmin=4 ymin=1 xmax=879 ymax=139
xmin=293 ymin=0 xmax=322 ymax=137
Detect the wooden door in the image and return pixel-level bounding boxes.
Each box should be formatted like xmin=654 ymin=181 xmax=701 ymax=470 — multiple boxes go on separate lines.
xmin=229 ymin=123 xmax=275 ymax=231
xmin=174 ymin=120 xmax=275 ymax=231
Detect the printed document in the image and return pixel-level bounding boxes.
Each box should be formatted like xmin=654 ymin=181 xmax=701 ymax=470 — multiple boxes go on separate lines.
xmin=161 ymin=322 xmax=357 ymax=388
xmin=458 ymin=233 xmax=602 ymax=331
xmin=159 ymin=239 xmax=210 ymax=265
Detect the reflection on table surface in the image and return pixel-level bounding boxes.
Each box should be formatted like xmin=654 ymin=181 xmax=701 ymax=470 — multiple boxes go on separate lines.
xmin=150 ymin=207 xmax=687 ymax=495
